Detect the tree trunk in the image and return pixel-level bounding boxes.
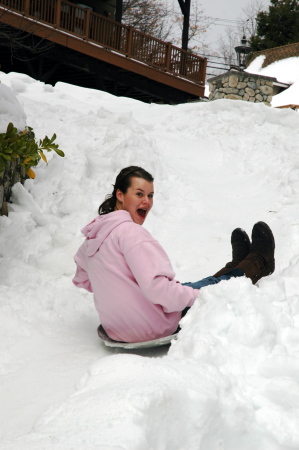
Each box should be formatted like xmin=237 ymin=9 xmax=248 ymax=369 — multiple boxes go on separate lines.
xmin=0 ymin=160 xmax=27 ymax=216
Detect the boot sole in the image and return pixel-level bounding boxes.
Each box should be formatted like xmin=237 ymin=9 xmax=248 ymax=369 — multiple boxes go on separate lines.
xmin=213 ymin=228 xmax=250 ymax=278
xmin=231 ymin=228 xmax=250 ymax=247
xmin=252 ymin=222 xmax=275 ymax=250
xmin=252 ymin=221 xmax=275 ymax=274
xmin=231 ymin=228 xmax=251 ymax=263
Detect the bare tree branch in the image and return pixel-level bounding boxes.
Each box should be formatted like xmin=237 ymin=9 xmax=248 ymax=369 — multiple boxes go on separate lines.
xmin=0 ymin=8 xmax=55 ymax=63
xmin=216 ymin=0 xmax=267 ymax=66
xmin=122 ymin=0 xmax=173 ymax=40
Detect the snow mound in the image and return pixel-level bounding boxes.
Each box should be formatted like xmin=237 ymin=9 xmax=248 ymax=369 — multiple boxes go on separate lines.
xmin=1 ymin=71 xmax=299 ymax=449
xmin=0 ymin=82 xmax=26 ymax=132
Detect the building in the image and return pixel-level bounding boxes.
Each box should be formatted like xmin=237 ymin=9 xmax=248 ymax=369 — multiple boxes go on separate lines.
xmin=0 ymin=0 xmax=207 ymax=104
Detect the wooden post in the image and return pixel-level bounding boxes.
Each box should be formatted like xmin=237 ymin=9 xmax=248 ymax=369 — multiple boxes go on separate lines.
xmin=201 ymin=57 xmax=207 ymax=84
xmin=127 ymin=26 xmax=133 ymax=58
xmin=165 ymin=42 xmax=172 ymax=72
xmin=23 ymin=0 xmax=30 ymax=15
xmin=115 ymin=0 xmax=123 ymax=23
xmin=176 ymin=0 xmax=191 ymax=51
xmin=84 ymin=8 xmax=90 ymax=40
xmin=55 ymin=0 xmax=61 ymax=28
xmin=181 ymin=0 xmax=190 ymax=51
xmin=179 ymin=50 xmax=187 ymax=77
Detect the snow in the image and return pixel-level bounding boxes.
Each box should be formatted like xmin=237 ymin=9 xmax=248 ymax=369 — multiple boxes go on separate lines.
xmin=1 ymin=69 xmax=299 ymax=449
xmin=0 ymin=82 xmax=26 ymax=132
xmin=246 ymin=55 xmax=299 ymax=107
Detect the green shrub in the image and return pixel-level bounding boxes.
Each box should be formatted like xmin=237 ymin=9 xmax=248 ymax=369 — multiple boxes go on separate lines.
xmin=0 ymin=122 xmax=64 ymax=178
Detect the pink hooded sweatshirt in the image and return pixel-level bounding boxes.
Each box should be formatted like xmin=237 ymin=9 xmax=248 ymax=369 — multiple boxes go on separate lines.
xmin=72 ymin=210 xmax=198 ymax=342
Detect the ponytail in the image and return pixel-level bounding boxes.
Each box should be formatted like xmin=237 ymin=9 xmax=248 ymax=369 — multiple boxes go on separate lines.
xmin=98 ymin=194 xmax=116 ymax=215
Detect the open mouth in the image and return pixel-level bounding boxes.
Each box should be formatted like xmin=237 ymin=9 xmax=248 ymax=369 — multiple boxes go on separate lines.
xmin=137 ymin=208 xmax=147 ymax=218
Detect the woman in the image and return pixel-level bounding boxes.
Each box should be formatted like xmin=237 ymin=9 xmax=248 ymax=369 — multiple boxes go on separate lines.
xmin=73 ymin=166 xmax=275 ymax=343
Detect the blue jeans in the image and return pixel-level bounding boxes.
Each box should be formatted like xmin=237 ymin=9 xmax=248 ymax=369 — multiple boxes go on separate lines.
xmin=182 ymin=268 xmax=244 ymax=289
xmin=178 ymin=268 xmax=245 ymax=320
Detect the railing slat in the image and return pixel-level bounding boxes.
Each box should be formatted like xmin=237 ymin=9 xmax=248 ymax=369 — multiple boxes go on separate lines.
xmin=23 ymin=0 xmax=29 ymax=14
xmin=84 ymin=8 xmax=90 ymax=39
xmin=55 ymin=0 xmax=61 ymax=27
xmin=127 ymin=26 xmax=133 ymax=58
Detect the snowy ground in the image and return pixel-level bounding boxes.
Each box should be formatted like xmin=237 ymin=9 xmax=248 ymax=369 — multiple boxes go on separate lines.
xmin=1 ymin=70 xmax=299 ymax=449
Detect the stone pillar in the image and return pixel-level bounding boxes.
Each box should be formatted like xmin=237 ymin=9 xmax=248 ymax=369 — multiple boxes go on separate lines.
xmin=208 ymin=70 xmax=276 ymax=106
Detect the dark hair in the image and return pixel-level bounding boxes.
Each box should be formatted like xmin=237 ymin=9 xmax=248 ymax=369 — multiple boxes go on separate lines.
xmin=98 ymin=166 xmax=154 ymax=215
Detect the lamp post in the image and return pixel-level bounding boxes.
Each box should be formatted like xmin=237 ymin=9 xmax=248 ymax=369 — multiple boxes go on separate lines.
xmin=234 ymin=35 xmax=252 ymax=70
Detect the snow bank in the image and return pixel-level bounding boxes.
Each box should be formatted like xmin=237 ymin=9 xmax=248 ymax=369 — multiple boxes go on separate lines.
xmin=1 ymin=71 xmax=299 ymax=449
xmin=0 ymin=82 xmax=26 ymax=132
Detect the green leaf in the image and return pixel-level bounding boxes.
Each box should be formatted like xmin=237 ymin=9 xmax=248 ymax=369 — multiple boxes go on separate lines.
xmin=54 ymin=148 xmax=65 ymax=157
xmin=6 ymin=122 xmax=14 ymax=135
xmin=0 ymin=162 xmax=6 ymax=172
xmin=50 ymin=133 xmax=57 ymax=144
xmin=0 ymin=156 xmax=7 ymax=170
xmin=3 ymin=147 xmax=13 ymax=154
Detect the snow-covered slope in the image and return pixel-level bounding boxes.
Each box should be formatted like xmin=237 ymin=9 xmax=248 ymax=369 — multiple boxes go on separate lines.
xmin=1 ymin=71 xmax=299 ymax=449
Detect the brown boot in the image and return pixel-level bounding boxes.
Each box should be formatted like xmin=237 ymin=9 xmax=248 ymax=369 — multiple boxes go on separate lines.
xmin=213 ymin=228 xmax=250 ymax=277
xmin=235 ymin=221 xmax=275 ymax=284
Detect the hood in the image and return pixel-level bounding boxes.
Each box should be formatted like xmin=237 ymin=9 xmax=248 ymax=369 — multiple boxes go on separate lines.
xmin=82 ymin=210 xmax=132 ymax=257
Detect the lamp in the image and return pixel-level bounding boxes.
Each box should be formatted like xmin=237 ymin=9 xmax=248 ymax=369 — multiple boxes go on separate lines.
xmin=234 ymin=35 xmax=252 ymax=70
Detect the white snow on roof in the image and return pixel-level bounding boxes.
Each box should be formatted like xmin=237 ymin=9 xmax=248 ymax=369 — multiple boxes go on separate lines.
xmin=246 ymin=54 xmax=299 ymax=107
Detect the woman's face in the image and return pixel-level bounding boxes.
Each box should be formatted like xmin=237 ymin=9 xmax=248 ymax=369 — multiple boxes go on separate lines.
xmin=116 ymin=177 xmax=154 ymax=225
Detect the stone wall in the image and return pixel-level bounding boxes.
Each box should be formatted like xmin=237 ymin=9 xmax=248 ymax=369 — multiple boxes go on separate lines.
xmin=208 ymin=71 xmax=277 ymax=106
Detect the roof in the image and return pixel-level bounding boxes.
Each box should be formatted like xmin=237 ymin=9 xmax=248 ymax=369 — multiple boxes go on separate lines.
xmin=247 ymin=42 xmax=299 ymax=68
xmin=276 ymin=104 xmax=299 ymax=110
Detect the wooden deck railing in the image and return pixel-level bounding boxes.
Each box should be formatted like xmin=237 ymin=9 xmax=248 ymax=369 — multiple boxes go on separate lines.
xmin=0 ymin=0 xmax=207 ymax=84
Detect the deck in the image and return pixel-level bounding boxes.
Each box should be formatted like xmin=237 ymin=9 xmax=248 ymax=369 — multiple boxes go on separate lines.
xmin=0 ymin=0 xmax=207 ymax=103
